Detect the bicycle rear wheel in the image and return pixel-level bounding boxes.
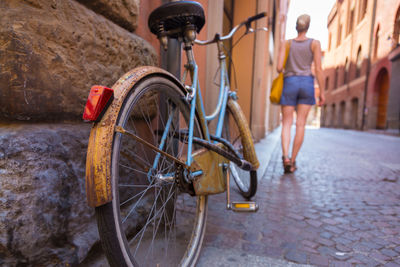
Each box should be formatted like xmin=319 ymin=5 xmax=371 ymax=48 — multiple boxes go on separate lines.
xmin=95 ymin=75 xmax=207 ymax=267
xmin=223 ymin=103 xmax=257 ymax=199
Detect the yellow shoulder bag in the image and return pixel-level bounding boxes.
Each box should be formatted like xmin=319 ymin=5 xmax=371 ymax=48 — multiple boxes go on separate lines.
xmin=270 ymin=40 xmax=291 ymax=104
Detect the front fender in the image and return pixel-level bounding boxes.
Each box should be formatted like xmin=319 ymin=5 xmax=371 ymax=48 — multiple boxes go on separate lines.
xmin=227 ymin=99 xmax=260 ymax=170
xmin=85 ymin=66 xmax=185 ymax=207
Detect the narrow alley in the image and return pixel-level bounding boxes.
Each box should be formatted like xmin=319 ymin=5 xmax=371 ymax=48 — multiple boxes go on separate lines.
xmin=198 ymin=128 xmax=400 ymax=266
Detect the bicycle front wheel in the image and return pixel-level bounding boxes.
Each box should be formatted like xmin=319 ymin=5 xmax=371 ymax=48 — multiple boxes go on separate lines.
xmin=96 ymin=75 xmax=207 ymax=267
xmin=223 ymin=102 xmax=257 ymax=199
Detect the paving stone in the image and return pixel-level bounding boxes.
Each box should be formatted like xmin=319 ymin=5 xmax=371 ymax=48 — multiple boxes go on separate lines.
xmin=320 ymin=231 xmax=333 ymax=239
xmin=306 ymin=219 xmax=323 ymax=228
xmin=380 ymin=248 xmax=398 ymax=257
xmin=299 ymin=246 xmax=319 ymax=254
xmin=322 ymin=218 xmax=340 ymax=225
xmin=353 ymin=242 xmax=372 ymax=252
xmin=317 ymin=246 xmax=336 ymax=257
xmin=301 ymin=240 xmax=318 ymax=249
xmin=316 ymin=237 xmax=335 ymax=247
xmin=284 ymin=249 xmax=308 ymax=264
xmin=384 ymin=262 xmax=400 ymax=267
xmin=335 ymin=243 xmax=353 ymax=252
xmin=338 ymin=224 xmax=357 ymax=231
xmin=324 ymin=225 xmax=345 ymax=235
xmin=342 ymin=232 xmax=361 ymax=241
xmin=304 ymin=212 xmax=320 ymax=220
xmin=287 ymin=213 xmax=305 ymax=221
xmin=331 ymin=260 xmax=352 ymax=267
xmin=309 ymin=254 xmax=329 ymax=266
xmin=360 ymin=241 xmax=384 ymax=250
xmin=332 ymin=237 xmax=353 ymax=246
xmin=353 ymin=253 xmax=381 ymax=266
xmin=370 ymin=251 xmax=392 ymax=262
xmin=263 ymin=245 xmax=283 ymax=258
xmin=242 ymin=232 xmax=261 ymax=242
xmin=387 ymin=237 xmax=400 ymax=245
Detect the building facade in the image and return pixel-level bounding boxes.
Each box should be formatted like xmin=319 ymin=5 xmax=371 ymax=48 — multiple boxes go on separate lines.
xmin=178 ymin=0 xmax=288 ymax=141
xmin=137 ymin=0 xmax=288 ymax=141
xmin=322 ymin=0 xmax=400 ymax=132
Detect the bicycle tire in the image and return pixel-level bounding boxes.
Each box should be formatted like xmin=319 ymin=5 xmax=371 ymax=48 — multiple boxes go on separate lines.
xmin=95 ymin=75 xmax=208 ymax=267
xmin=222 ymin=102 xmax=257 ymax=199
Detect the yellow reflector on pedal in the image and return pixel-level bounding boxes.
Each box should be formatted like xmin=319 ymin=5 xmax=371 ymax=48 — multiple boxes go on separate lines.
xmin=233 ymin=203 xmax=250 ymax=209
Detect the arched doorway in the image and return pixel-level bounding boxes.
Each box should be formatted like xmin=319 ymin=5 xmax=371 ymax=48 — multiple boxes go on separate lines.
xmin=351 ymin=98 xmax=359 ymax=129
xmin=375 ymin=69 xmax=390 ymax=129
xmin=339 ymin=101 xmax=346 ymax=128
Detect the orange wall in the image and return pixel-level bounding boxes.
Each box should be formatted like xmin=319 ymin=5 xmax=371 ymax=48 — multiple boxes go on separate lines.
xmin=190 ymin=0 xmax=209 ymax=103
xmin=136 ymin=0 xmax=163 ymax=64
xmin=231 ymin=1 xmax=257 ymax=122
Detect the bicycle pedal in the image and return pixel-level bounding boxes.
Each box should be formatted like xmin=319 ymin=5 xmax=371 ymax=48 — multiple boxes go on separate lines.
xmin=228 ymin=201 xmax=258 ymax=212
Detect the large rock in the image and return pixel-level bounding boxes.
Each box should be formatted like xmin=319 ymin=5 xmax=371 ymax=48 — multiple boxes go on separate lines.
xmin=77 ymin=0 xmax=139 ymax=32
xmin=0 ymin=0 xmax=157 ymax=121
xmin=0 ymin=123 xmax=97 ymax=266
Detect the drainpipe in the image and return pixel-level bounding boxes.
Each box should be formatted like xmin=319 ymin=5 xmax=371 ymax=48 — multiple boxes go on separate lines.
xmin=361 ymin=0 xmax=377 ymax=130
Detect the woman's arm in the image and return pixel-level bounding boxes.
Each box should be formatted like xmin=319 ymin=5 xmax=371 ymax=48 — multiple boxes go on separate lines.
xmin=312 ymin=39 xmax=325 ymax=105
xmin=276 ymin=40 xmax=287 ymax=73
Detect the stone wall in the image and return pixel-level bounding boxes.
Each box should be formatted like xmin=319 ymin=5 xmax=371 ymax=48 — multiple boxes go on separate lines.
xmin=0 ymin=0 xmax=158 ymax=265
xmin=0 ymin=0 xmax=156 ymax=121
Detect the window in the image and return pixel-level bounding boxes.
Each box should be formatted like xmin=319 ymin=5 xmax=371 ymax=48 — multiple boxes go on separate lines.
xmin=393 ymin=7 xmax=400 ymax=49
xmin=334 ymin=66 xmax=339 ymax=88
xmin=337 ymin=24 xmax=342 ymax=46
xmin=358 ymin=0 xmax=368 ymax=23
xmin=374 ymin=25 xmax=380 ymax=59
xmin=348 ymin=9 xmax=354 ymax=35
xmin=344 ymin=58 xmax=349 ymax=84
xmin=328 ymin=33 xmax=332 ymax=51
xmin=356 ymin=46 xmax=362 ymax=77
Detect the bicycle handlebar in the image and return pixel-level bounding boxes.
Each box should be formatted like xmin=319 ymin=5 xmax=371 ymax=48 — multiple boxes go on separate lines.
xmin=246 ymin=12 xmax=267 ymax=24
xmin=194 ymin=12 xmax=267 ymax=45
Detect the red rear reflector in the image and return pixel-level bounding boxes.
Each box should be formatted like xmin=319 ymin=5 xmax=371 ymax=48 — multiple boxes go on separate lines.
xmin=83 ymin=85 xmax=114 ymax=122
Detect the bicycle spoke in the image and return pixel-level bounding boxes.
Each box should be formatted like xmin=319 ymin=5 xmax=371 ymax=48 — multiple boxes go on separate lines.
xmin=98 ymin=76 xmax=207 ymax=266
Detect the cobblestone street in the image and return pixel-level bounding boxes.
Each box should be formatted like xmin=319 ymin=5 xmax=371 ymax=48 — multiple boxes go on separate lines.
xmin=197 ymin=128 xmax=400 ymax=266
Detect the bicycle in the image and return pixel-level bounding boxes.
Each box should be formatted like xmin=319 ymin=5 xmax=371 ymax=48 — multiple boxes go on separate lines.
xmin=83 ymin=1 xmax=266 ymax=266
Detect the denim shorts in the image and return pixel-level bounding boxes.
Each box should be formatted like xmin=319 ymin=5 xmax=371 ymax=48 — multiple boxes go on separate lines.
xmin=280 ymin=76 xmax=316 ymax=106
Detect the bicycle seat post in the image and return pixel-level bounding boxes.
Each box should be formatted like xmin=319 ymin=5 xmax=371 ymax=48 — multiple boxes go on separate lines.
xmin=183 ymin=25 xmax=197 ymax=70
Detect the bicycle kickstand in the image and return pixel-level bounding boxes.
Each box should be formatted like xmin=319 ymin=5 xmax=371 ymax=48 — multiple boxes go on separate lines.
xmin=225 ymin=165 xmax=259 ymax=212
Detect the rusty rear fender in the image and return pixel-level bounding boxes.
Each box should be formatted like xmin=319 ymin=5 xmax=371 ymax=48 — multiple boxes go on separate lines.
xmin=85 ymin=66 xmax=186 ymax=207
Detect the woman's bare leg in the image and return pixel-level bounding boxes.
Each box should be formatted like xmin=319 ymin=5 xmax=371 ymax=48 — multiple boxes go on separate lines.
xmin=281 ymin=105 xmax=295 ymax=158
xmin=291 ymin=104 xmax=312 ymax=164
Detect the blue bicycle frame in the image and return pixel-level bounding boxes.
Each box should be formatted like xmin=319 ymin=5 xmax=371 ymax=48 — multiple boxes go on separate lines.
xmin=181 ymin=40 xmax=231 ymax=166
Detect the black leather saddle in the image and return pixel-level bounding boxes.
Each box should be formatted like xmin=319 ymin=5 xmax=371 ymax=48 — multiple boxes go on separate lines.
xmin=148 ymin=1 xmax=205 ymax=39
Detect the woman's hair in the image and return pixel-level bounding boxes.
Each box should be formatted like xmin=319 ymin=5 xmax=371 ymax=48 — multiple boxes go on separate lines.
xmin=296 ymin=14 xmax=311 ymax=32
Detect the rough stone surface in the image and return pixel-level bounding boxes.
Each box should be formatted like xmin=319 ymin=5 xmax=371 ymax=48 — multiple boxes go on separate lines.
xmin=0 ymin=123 xmax=97 ymax=266
xmin=0 ymin=0 xmax=156 ymax=121
xmin=77 ymin=0 xmax=139 ymax=32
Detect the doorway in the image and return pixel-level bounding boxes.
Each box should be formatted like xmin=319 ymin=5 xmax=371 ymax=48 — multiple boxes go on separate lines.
xmin=351 ymin=98 xmax=359 ymax=129
xmin=375 ymin=69 xmax=389 ymax=129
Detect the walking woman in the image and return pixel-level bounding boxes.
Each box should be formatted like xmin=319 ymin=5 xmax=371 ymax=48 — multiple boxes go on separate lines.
xmin=276 ymin=14 xmax=325 ymax=173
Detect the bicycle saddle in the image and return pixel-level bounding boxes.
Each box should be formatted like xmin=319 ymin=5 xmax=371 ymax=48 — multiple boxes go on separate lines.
xmin=148 ymin=1 xmax=205 ymax=39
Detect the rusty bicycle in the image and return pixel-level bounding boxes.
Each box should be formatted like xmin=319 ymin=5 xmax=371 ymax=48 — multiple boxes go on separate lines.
xmin=83 ymin=1 xmax=265 ymax=266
